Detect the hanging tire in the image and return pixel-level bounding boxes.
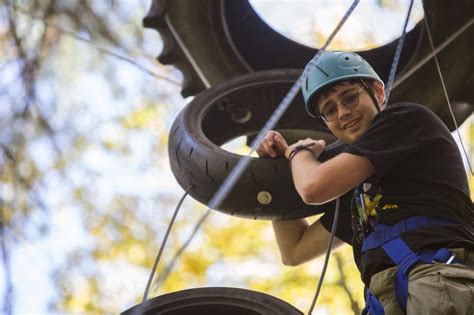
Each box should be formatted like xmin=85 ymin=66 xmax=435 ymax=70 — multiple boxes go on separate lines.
xmin=168 ymin=69 xmax=353 ymax=220
xmin=144 ymin=0 xmax=473 ymax=127
xmin=121 ymin=287 xmax=303 ymax=315
xmin=162 ymin=1 xmax=473 ymax=219
xmin=143 ymin=0 xmax=421 ymax=97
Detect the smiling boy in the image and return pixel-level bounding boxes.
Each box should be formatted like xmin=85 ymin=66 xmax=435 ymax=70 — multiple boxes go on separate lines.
xmin=257 ymin=51 xmax=474 ymax=314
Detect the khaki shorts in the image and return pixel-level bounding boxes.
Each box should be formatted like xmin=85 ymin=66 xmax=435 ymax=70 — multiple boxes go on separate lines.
xmin=368 ymin=248 xmax=474 ymax=315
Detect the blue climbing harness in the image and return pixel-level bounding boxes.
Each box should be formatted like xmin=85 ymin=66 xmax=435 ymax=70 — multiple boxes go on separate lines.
xmin=361 ymin=216 xmax=463 ymax=315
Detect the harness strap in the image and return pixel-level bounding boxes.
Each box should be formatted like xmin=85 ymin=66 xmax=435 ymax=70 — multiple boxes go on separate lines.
xmin=382 ymin=239 xmax=462 ymax=311
xmin=362 ymin=216 xmax=456 ymax=252
xmin=362 ymin=216 xmax=463 ymax=314
xmin=362 ymin=289 xmax=385 ymax=315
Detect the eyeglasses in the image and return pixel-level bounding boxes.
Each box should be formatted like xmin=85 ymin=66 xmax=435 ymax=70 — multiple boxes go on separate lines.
xmin=318 ymin=86 xmax=365 ymax=122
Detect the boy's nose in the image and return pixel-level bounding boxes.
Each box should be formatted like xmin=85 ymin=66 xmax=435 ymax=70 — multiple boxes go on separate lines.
xmin=337 ymin=104 xmax=353 ymax=120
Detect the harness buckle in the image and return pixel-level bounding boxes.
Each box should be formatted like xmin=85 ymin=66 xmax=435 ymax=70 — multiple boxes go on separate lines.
xmin=432 ymin=253 xmax=456 ymax=264
xmin=446 ymin=254 xmax=456 ymax=264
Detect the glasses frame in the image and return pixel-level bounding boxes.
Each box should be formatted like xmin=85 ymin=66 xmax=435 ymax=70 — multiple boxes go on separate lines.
xmin=318 ymin=86 xmax=365 ymax=122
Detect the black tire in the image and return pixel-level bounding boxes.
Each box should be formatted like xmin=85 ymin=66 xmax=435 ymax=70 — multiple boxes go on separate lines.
xmin=169 ymin=69 xmax=351 ymax=220
xmin=162 ymin=1 xmax=473 ymax=220
xmin=144 ymin=0 xmax=473 ymax=127
xmin=121 ymin=287 xmax=303 ymax=315
xmin=143 ymin=0 xmax=420 ymax=97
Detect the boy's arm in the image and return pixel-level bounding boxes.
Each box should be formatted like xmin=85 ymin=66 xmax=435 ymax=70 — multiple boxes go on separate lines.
xmin=272 ymin=218 xmax=344 ymax=266
xmin=271 ymin=142 xmax=369 ymax=266
xmin=288 ymin=148 xmax=374 ymax=205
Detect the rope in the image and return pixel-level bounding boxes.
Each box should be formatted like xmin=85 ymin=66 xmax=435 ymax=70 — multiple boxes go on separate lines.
xmin=207 ymin=0 xmax=360 ymax=211
xmin=392 ymin=18 xmax=474 ymax=90
xmin=164 ymin=13 xmax=212 ymax=88
xmin=154 ymin=209 xmax=212 ymax=288
xmin=423 ymin=17 xmax=473 ymax=175
xmin=384 ymin=0 xmax=414 ymax=105
xmin=203 ymin=3 xmax=359 ymax=313
xmin=139 ymin=1 xmax=359 ymax=307
xmin=142 ymin=185 xmax=193 ymax=302
xmin=307 ymin=198 xmax=340 ymax=315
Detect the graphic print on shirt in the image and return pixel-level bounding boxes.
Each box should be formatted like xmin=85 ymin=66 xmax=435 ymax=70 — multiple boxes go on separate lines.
xmin=353 ymin=182 xmax=399 ymax=243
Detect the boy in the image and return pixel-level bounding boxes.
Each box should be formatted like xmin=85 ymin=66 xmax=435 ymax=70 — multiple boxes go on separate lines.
xmin=257 ymin=51 xmax=474 ymax=314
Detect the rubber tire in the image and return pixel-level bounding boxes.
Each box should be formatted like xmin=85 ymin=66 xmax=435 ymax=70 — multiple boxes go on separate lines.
xmin=144 ymin=0 xmax=473 ymax=127
xmin=169 ymin=69 xmax=352 ymax=220
xmin=161 ymin=1 xmax=473 ymax=219
xmin=121 ymin=287 xmax=303 ymax=315
xmin=143 ymin=0 xmax=421 ymax=97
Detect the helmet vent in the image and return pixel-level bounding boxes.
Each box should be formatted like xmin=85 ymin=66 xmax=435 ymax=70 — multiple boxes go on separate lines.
xmin=316 ymin=65 xmax=329 ymax=77
xmin=345 ymin=57 xmax=350 ymax=60
xmin=354 ymin=68 xmax=358 ymax=72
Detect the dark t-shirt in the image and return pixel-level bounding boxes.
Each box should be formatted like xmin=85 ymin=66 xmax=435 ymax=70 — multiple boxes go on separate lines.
xmin=319 ymin=102 xmax=474 ymax=286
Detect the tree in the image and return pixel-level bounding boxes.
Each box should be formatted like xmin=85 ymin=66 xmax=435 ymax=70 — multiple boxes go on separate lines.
xmin=0 ymin=1 xmax=179 ymax=313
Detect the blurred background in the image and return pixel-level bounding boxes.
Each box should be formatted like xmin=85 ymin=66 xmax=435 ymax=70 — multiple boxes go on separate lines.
xmin=0 ymin=0 xmax=471 ymax=314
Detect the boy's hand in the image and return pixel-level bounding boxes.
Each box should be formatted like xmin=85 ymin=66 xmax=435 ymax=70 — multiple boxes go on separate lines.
xmin=256 ymin=131 xmax=288 ymax=158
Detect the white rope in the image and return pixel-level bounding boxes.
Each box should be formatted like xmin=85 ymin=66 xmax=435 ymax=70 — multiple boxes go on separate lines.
xmin=142 ymin=185 xmax=193 ymax=302
xmin=307 ymin=198 xmax=340 ymax=314
xmin=154 ymin=209 xmax=212 ymax=288
xmin=384 ymin=0 xmax=414 ymax=105
xmin=392 ymin=18 xmax=474 ymax=90
xmin=164 ymin=14 xmax=212 ymax=88
xmin=207 ymin=0 xmax=360 ymax=211
xmin=423 ymin=17 xmax=473 ymax=174
xmin=203 ymin=3 xmax=360 ymax=312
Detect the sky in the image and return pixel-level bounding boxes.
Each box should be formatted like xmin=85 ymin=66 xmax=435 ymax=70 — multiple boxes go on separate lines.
xmin=250 ymin=0 xmax=424 ymax=50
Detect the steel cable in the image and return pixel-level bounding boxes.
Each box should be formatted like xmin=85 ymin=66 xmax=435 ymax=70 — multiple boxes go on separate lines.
xmin=207 ymin=0 xmax=360 ymax=214
xmin=154 ymin=209 xmax=212 ymax=289
xmin=384 ymin=0 xmax=414 ymax=105
xmin=138 ymin=1 xmax=361 ymax=308
xmin=423 ymin=16 xmax=473 ymax=175
xmin=202 ymin=1 xmax=360 ymax=313
xmin=307 ymin=198 xmax=340 ymax=314
xmin=391 ymin=19 xmax=474 ymax=90
xmin=142 ymin=185 xmax=193 ymax=302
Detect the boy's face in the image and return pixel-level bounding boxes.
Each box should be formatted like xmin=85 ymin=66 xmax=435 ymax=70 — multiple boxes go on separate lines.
xmin=317 ymin=81 xmax=385 ymax=144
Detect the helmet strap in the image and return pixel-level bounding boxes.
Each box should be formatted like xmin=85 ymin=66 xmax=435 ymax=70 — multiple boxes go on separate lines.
xmin=359 ymin=79 xmax=381 ymax=112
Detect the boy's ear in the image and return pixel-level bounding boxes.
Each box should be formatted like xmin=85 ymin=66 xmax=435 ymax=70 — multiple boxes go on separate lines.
xmin=373 ymin=81 xmax=386 ymax=105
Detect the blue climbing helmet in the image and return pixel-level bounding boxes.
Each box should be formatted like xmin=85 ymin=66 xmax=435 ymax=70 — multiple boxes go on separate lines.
xmin=301 ymin=50 xmax=384 ymax=118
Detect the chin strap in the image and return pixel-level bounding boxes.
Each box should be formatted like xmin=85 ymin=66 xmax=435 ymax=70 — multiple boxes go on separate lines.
xmin=360 ymin=79 xmax=381 ymax=113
